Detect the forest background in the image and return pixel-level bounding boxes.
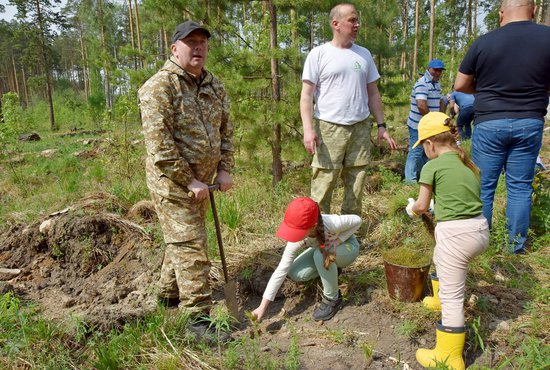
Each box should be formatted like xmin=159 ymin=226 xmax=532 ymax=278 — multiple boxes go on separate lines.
xmin=1 ymin=0 xmax=548 ymax=186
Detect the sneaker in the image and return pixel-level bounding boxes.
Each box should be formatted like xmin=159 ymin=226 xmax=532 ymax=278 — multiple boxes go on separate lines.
xmin=187 ymin=316 xmax=231 ymax=345
xmin=312 ymin=291 xmax=342 ymax=321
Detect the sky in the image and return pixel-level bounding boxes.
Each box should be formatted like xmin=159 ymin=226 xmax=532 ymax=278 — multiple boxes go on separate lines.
xmin=0 ymin=1 xmax=67 ymax=22
xmin=0 ymin=3 xmax=17 ymax=22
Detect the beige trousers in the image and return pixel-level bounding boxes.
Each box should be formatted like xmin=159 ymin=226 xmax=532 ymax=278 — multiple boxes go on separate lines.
xmin=310 ymin=119 xmax=372 ymax=215
xmin=434 ymin=215 xmax=489 ymax=327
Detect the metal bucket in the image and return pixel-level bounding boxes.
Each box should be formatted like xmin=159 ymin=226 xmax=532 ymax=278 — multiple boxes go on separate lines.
xmin=383 ymin=260 xmax=431 ymax=302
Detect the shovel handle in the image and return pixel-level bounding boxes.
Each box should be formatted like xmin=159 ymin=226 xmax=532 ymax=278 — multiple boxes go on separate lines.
xmin=208 ymin=188 xmax=231 ymax=283
xmin=187 ymin=183 xmax=220 ymax=198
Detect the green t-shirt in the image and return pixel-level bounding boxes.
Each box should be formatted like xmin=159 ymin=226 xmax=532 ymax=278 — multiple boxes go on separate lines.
xmin=419 ymin=151 xmax=482 ymax=221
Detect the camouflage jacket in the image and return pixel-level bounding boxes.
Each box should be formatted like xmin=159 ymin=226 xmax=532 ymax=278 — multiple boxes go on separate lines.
xmin=138 ymin=57 xmax=234 ymax=198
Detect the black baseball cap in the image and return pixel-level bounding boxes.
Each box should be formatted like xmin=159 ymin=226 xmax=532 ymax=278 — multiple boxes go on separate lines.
xmin=172 ymin=21 xmax=211 ymax=43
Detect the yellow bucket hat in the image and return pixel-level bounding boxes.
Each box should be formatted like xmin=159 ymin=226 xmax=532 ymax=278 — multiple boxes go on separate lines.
xmin=412 ymin=112 xmax=452 ymax=148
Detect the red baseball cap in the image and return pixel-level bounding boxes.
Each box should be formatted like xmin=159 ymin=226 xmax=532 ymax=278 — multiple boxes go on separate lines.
xmin=276 ymin=197 xmax=319 ymax=242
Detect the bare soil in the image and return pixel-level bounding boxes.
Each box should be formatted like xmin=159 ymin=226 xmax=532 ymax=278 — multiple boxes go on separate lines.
xmin=0 ymin=192 xmax=542 ymax=369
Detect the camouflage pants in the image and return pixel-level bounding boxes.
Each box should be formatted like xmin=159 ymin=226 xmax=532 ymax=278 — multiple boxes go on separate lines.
xmin=150 ymin=163 xmax=218 ymax=313
xmin=311 ymin=166 xmax=368 ymax=215
xmin=158 ymin=239 xmax=212 ymax=314
xmin=310 ymin=119 xmax=372 ymax=215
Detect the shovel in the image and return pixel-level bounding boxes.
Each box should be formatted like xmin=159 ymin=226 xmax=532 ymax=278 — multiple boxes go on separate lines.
xmin=195 ymin=184 xmax=240 ymax=320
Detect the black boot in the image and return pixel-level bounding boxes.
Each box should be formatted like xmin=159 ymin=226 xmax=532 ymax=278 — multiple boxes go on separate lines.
xmin=312 ymin=291 xmax=342 ymax=321
xmin=157 ymin=296 xmax=180 ymax=308
xmin=187 ymin=315 xmax=231 ymax=345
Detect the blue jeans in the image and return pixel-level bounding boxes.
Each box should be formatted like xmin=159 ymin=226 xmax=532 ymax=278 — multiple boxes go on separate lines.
xmin=404 ymin=126 xmax=428 ymax=183
xmin=456 ymin=106 xmax=474 ymax=140
xmin=472 ymin=118 xmax=544 ymax=253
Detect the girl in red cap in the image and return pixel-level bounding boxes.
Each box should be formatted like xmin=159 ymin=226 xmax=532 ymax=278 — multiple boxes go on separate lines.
xmin=251 ymin=197 xmax=362 ymax=322
xmin=406 ymin=112 xmax=489 ymax=370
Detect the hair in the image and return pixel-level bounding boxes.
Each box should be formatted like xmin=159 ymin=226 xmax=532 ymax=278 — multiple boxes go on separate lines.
xmin=315 ymin=205 xmax=326 ymax=246
xmin=422 ymin=118 xmax=480 ymax=177
xmin=329 ymin=3 xmax=355 ymax=22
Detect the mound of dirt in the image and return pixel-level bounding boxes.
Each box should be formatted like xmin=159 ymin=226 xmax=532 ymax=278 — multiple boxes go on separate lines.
xmin=0 ymin=193 xmax=306 ymax=333
xmin=0 ymin=193 xmax=162 ymax=331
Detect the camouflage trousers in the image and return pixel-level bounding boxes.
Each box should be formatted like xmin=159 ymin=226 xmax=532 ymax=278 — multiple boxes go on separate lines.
xmin=158 ymin=239 xmax=212 ymax=315
xmin=310 ymin=119 xmax=372 ymax=215
xmin=311 ymin=166 xmax=368 ymax=215
xmin=150 ymin=162 xmax=218 ymax=314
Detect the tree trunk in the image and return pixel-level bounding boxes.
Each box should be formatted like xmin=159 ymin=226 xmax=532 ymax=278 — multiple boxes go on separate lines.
xmin=400 ymin=0 xmax=409 ymax=80
xmin=126 ymin=0 xmax=137 ymax=69
xmin=98 ymin=0 xmax=112 ymax=108
xmin=546 ymin=1 xmax=550 ymax=25
xmin=163 ymin=28 xmax=169 ymax=59
xmin=7 ymin=60 xmax=15 ymax=92
xmin=413 ymin=0 xmax=419 ymax=75
xmin=133 ymin=0 xmax=143 ymax=68
xmin=35 ymin=0 xmax=55 ymax=130
xmin=21 ymin=66 xmax=28 ymax=107
xmin=429 ymin=0 xmax=435 ymax=60
xmin=268 ymin=0 xmax=282 ymax=186
xmin=11 ymin=55 xmax=19 ymax=97
xmin=450 ymin=27 xmax=456 ymax=84
xmin=159 ymin=28 xmax=165 ymax=59
xmin=467 ymin=0 xmax=472 ymax=40
xmin=473 ymin=0 xmax=477 ymax=38
xmin=78 ymin=23 xmax=90 ymax=99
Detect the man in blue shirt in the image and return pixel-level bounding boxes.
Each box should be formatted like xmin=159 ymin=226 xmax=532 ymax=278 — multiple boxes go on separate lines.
xmin=449 ymin=90 xmax=475 ymax=140
xmin=404 ymin=59 xmax=446 ymax=183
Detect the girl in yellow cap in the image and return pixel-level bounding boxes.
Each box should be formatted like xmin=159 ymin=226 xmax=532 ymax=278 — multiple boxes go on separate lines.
xmin=406 ymin=112 xmax=489 ymax=370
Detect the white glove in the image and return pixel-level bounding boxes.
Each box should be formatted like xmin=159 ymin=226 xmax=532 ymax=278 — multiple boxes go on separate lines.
xmin=406 ymin=198 xmax=416 ymax=218
xmin=428 ymin=199 xmax=435 ymax=214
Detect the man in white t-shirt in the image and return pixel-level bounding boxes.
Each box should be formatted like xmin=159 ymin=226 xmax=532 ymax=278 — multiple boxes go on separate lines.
xmin=300 ymin=2 xmax=397 ymax=215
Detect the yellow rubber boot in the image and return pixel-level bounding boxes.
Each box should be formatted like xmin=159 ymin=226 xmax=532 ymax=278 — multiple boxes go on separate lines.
xmin=416 ymin=321 xmax=466 ymax=370
xmin=422 ymin=272 xmax=441 ymax=311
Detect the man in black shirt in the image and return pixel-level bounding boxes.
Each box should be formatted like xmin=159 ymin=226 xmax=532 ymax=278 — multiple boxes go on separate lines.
xmin=455 ymin=0 xmax=550 ymax=254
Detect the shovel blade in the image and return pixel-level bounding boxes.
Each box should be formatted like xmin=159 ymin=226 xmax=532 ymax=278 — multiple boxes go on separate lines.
xmin=223 ymin=280 xmax=239 ymax=320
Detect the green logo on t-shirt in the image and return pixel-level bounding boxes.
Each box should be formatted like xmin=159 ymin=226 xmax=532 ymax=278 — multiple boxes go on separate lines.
xmin=353 ymin=61 xmax=362 ymax=71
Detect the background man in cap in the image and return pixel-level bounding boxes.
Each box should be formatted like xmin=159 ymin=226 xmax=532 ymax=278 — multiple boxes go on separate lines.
xmin=404 ymin=59 xmax=446 ymax=183
xmin=138 ymin=20 xmax=234 ymax=340
xmin=455 ymin=0 xmax=550 ymax=254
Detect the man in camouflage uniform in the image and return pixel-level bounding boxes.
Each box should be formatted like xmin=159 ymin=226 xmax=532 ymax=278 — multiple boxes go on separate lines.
xmin=138 ymin=21 xmax=234 ymax=340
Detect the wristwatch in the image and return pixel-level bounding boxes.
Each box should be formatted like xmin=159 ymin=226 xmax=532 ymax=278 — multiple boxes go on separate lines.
xmin=377 ymin=122 xmax=387 ymax=129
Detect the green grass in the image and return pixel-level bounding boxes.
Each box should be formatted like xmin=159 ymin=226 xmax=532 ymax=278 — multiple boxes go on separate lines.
xmin=396 ymin=318 xmax=422 ymax=339
xmin=382 ymin=245 xmax=432 ymax=267
xmin=0 ymin=102 xmax=548 ymax=369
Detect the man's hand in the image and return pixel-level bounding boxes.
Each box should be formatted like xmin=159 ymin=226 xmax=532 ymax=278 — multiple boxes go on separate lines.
xmin=377 ymin=127 xmax=398 ymax=150
xmin=187 ymin=179 xmax=209 ymax=200
xmin=214 ymin=170 xmax=233 ymax=192
xmin=303 ymin=128 xmax=319 ymax=155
